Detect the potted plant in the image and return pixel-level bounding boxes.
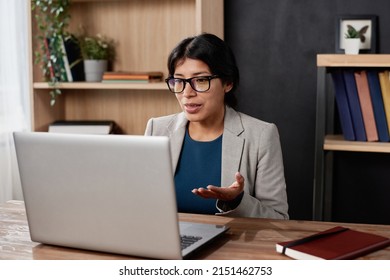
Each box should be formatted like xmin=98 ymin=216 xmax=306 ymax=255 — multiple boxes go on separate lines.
xmin=32 ymin=0 xmax=71 ymax=106
xmin=344 ymin=25 xmax=362 ymax=55
xmin=78 ymin=34 xmax=115 ymax=82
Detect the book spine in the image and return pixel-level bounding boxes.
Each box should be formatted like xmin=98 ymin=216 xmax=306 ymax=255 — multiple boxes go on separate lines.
xmin=63 ymin=36 xmax=85 ymax=82
xmin=367 ymin=70 xmax=390 ymax=142
xmin=101 ymin=80 xmax=149 ymax=83
xmin=331 ymin=69 xmax=355 ymax=141
xmin=60 ymin=36 xmax=73 ymax=82
xmin=343 ymin=69 xmax=367 ymax=141
xmin=102 ymin=75 xmax=151 ymax=80
xmin=354 ymin=70 xmax=379 ymax=142
xmin=378 ymin=70 xmax=390 ymax=135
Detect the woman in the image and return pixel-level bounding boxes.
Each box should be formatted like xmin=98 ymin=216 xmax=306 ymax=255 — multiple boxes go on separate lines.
xmin=145 ymin=33 xmax=288 ymax=219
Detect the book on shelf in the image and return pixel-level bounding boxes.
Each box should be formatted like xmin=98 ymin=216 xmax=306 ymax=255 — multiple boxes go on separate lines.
xmin=102 ymin=71 xmax=163 ymax=82
xmin=101 ymin=79 xmax=151 ymax=84
xmin=45 ymin=36 xmax=85 ymax=83
xmin=354 ymin=70 xmax=379 ymax=142
xmin=378 ymin=70 xmax=390 ymax=133
xmin=48 ymin=120 xmax=117 ymax=135
xmin=330 ymin=69 xmax=355 ymax=141
xmin=61 ymin=35 xmax=85 ymax=82
xmin=343 ymin=69 xmax=367 ymax=141
xmin=60 ymin=37 xmax=72 ymax=82
xmin=367 ymin=69 xmax=390 ymax=142
xmin=276 ymin=226 xmax=390 ymax=260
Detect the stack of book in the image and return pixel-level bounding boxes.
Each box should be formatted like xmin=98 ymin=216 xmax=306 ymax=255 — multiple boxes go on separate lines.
xmin=102 ymin=71 xmax=163 ymax=83
xmin=331 ymin=68 xmax=390 ymax=142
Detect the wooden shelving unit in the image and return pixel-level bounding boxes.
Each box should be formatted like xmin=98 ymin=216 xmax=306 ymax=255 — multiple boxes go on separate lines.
xmin=28 ymin=0 xmax=224 ymax=134
xmin=313 ymin=54 xmax=390 ymax=221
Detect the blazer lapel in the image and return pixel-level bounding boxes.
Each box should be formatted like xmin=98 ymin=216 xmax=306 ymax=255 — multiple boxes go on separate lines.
xmin=167 ymin=113 xmax=187 ymax=172
xmin=221 ymin=107 xmax=245 ymax=186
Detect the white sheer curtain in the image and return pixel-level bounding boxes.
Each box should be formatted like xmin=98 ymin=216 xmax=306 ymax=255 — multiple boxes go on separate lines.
xmin=0 ymin=0 xmax=31 ymax=203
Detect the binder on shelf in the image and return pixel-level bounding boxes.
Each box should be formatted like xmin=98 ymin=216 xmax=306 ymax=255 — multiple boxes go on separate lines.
xmin=367 ymin=69 xmax=390 ymax=142
xmin=378 ymin=70 xmax=390 ymax=134
xmin=48 ymin=120 xmax=117 ymax=135
xmin=276 ymin=226 xmax=390 ymax=260
xmin=354 ymin=70 xmax=379 ymax=142
xmin=330 ymin=69 xmax=355 ymax=141
xmin=60 ymin=38 xmax=72 ymax=82
xmin=62 ymin=35 xmax=85 ymax=82
xmin=343 ymin=69 xmax=367 ymax=141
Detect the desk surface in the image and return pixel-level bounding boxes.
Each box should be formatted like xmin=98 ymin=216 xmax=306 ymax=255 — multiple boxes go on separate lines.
xmin=1 ymin=200 xmax=390 ymax=260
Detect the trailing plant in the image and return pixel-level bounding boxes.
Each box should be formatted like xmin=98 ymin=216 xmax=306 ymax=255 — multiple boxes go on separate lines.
xmin=32 ymin=0 xmax=71 ymax=106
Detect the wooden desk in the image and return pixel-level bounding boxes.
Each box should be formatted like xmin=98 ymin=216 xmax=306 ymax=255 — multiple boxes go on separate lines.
xmin=1 ymin=200 xmax=390 ymax=260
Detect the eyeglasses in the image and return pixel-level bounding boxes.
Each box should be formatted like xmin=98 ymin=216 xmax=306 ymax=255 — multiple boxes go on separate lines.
xmin=165 ymin=75 xmax=219 ymax=93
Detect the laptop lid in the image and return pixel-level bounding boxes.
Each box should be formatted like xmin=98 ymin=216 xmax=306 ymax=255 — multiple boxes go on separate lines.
xmin=13 ymin=132 xmax=228 ymax=259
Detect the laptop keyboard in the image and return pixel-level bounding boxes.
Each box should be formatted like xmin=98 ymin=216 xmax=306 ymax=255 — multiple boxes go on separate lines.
xmin=180 ymin=235 xmax=203 ymax=250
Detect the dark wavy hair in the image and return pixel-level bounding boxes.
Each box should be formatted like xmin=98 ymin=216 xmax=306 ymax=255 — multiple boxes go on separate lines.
xmin=167 ymin=33 xmax=239 ymax=108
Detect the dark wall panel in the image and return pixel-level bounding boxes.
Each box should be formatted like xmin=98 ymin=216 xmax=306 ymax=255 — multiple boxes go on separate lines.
xmin=333 ymin=152 xmax=390 ymax=225
xmin=224 ymin=0 xmax=390 ymax=221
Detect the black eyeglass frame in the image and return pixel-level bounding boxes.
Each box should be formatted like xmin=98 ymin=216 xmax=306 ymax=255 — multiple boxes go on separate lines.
xmin=165 ymin=75 xmax=219 ymax=93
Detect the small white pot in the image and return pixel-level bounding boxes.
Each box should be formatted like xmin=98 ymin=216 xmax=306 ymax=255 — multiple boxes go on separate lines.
xmin=344 ymin=38 xmax=360 ymax=55
xmin=84 ymin=60 xmax=108 ymax=82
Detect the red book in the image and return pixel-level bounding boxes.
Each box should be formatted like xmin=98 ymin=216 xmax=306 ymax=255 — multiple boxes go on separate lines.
xmin=276 ymin=226 xmax=390 ymax=260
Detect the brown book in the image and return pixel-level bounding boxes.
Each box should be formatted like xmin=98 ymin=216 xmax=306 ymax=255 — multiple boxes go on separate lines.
xmin=276 ymin=226 xmax=390 ymax=260
xmin=102 ymin=71 xmax=163 ymax=80
xmin=354 ymin=70 xmax=379 ymax=141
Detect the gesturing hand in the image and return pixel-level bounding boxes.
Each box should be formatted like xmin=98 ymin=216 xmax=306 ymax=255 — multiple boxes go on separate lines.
xmin=192 ymin=172 xmax=244 ymax=201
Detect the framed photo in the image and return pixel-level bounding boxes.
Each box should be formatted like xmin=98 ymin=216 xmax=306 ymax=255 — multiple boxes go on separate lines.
xmin=335 ymin=15 xmax=377 ymax=53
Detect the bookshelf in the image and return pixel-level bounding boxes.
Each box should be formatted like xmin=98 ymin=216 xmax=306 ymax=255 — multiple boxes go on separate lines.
xmin=28 ymin=0 xmax=224 ymax=134
xmin=314 ymin=54 xmax=390 ymax=221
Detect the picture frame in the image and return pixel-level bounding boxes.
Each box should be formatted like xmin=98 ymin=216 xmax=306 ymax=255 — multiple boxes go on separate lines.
xmin=335 ymin=15 xmax=378 ymax=54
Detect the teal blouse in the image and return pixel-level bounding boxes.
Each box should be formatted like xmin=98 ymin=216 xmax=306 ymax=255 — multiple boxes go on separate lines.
xmin=174 ymin=129 xmax=222 ymax=214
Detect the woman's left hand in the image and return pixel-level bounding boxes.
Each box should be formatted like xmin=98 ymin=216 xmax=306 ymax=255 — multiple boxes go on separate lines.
xmin=192 ymin=172 xmax=244 ymax=201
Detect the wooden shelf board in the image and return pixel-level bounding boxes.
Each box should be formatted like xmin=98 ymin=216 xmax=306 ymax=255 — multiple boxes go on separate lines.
xmin=317 ymin=54 xmax=390 ymax=67
xmin=33 ymin=82 xmax=168 ymax=90
xmin=324 ymin=135 xmax=390 ymax=153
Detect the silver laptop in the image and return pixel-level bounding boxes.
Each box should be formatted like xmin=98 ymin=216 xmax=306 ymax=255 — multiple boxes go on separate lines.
xmin=13 ymin=132 xmax=229 ymax=259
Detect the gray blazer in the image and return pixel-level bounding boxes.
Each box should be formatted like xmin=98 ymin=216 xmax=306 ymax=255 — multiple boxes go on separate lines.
xmin=145 ymin=106 xmax=289 ymax=219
